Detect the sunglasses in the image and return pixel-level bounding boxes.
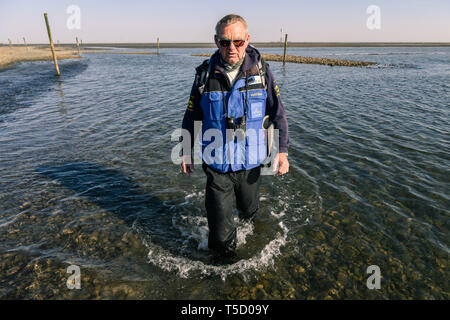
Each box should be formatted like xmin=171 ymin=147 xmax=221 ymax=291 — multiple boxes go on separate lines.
xmin=218 ymin=39 xmax=246 ymax=48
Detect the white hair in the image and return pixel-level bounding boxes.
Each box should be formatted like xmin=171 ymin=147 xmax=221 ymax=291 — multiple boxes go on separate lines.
xmin=215 ymin=14 xmax=248 ymax=36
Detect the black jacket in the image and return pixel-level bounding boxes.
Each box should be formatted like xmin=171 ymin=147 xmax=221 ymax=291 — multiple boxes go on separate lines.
xmin=182 ymin=45 xmax=289 ymax=154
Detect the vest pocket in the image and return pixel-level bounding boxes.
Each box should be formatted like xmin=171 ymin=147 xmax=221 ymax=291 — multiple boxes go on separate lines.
xmin=208 ymin=91 xmax=225 ymax=120
xmin=247 ymin=90 xmax=266 ymax=120
xmin=248 ymin=101 xmax=264 ymax=119
xmin=245 ymin=93 xmax=267 ymax=165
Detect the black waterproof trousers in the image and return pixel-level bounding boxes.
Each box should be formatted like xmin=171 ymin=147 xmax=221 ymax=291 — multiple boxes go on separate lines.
xmin=202 ymin=162 xmax=261 ymax=255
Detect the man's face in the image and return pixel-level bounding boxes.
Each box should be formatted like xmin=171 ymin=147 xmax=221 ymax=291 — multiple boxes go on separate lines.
xmin=215 ymin=21 xmax=250 ymax=65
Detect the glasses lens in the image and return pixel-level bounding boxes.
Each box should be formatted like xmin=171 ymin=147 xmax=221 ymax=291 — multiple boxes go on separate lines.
xmin=219 ymin=39 xmax=245 ymax=47
xmin=232 ymin=40 xmax=245 ymax=47
xmin=219 ymin=39 xmax=231 ymax=47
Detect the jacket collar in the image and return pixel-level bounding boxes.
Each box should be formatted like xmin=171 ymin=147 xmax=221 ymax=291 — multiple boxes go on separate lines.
xmin=210 ymin=45 xmax=261 ymax=74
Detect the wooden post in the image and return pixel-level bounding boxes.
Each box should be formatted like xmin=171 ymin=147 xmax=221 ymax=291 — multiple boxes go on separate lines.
xmin=157 ymin=37 xmax=160 ymax=55
xmin=23 ymin=37 xmax=28 ymax=50
xmin=76 ymin=37 xmax=81 ymax=56
xmin=283 ymin=34 xmax=288 ymax=66
xmin=43 ymin=13 xmax=60 ymax=76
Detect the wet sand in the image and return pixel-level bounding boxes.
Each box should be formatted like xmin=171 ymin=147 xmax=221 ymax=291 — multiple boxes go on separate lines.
xmin=0 ymin=46 xmax=81 ymax=70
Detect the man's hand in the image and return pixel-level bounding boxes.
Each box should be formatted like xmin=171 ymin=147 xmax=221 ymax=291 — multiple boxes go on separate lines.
xmin=181 ymin=155 xmax=194 ymax=175
xmin=273 ymin=153 xmax=289 ymax=175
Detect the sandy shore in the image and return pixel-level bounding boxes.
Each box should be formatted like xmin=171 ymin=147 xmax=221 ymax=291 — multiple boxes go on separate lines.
xmin=0 ymin=46 xmax=81 ymax=70
xmin=192 ymin=53 xmax=376 ymax=67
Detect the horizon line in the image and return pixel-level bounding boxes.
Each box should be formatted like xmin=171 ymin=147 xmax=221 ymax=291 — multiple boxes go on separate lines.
xmin=2 ymin=41 xmax=450 ymax=47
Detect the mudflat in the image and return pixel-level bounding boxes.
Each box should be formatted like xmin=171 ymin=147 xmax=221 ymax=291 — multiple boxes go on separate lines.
xmin=0 ymin=46 xmax=81 ymax=70
xmin=192 ymin=53 xmax=376 ymax=67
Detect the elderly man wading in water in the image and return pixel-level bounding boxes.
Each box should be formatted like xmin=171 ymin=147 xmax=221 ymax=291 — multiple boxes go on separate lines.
xmin=180 ymin=14 xmax=289 ymax=258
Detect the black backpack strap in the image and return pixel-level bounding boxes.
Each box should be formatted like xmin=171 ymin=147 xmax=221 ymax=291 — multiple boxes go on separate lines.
xmin=197 ymin=59 xmax=211 ymax=95
xmin=257 ymin=58 xmax=267 ymax=90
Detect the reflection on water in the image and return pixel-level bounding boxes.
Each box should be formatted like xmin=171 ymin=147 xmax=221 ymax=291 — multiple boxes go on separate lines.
xmin=0 ymin=47 xmax=449 ymax=299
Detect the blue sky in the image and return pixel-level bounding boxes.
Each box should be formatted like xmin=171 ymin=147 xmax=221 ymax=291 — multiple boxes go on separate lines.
xmin=1 ymin=0 xmax=449 ymax=43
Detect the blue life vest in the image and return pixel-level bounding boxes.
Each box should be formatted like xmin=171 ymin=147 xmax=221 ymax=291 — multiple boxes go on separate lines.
xmin=199 ymin=63 xmax=268 ymax=173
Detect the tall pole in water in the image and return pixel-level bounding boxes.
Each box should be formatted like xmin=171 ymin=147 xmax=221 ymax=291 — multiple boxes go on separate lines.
xmin=283 ymin=34 xmax=288 ymax=66
xmin=44 ymin=13 xmax=60 ymax=76
xmin=157 ymin=37 xmax=160 ymax=55
xmin=76 ymin=37 xmax=81 ymax=56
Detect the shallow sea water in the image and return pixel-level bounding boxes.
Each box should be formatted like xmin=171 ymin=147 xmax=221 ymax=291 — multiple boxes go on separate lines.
xmin=0 ymin=46 xmax=448 ymax=299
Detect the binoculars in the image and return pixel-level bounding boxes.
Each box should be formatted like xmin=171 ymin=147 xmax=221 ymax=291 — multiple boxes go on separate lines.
xmin=226 ymin=115 xmax=246 ymax=131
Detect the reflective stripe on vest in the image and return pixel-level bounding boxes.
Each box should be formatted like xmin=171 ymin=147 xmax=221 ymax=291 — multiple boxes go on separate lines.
xmin=200 ymin=76 xmax=267 ymax=173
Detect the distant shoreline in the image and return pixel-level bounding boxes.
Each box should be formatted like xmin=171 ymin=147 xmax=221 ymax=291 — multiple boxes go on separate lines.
xmin=2 ymin=42 xmax=450 ymax=49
